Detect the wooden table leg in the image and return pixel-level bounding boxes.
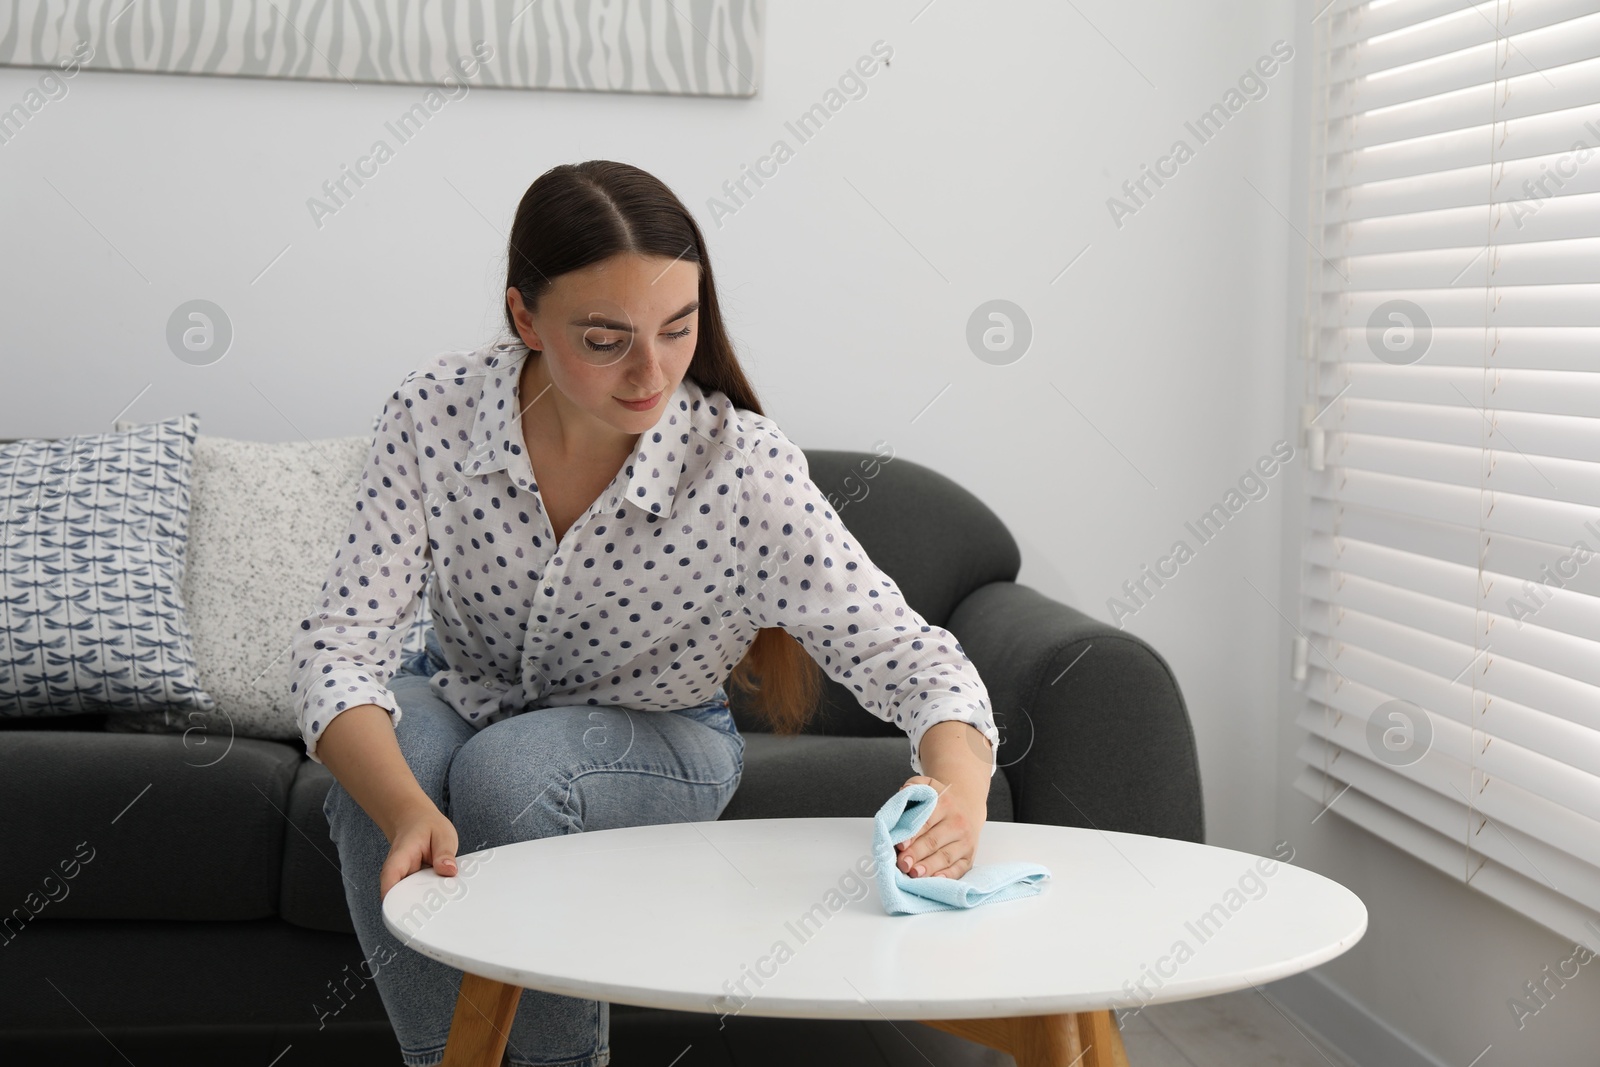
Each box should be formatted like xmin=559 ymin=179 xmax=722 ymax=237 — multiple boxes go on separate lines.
xmin=921 ymin=1009 xmax=1130 ymax=1067
xmin=1073 ymin=1009 xmax=1132 ymax=1067
xmin=440 ymin=972 xmax=522 ymax=1067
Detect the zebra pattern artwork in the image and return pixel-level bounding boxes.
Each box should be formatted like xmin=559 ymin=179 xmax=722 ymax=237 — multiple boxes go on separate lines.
xmin=0 ymin=0 xmax=763 ymax=97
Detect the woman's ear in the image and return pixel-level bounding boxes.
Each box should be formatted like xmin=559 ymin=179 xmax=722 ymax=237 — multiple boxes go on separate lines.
xmin=506 ymin=287 xmax=543 ymax=350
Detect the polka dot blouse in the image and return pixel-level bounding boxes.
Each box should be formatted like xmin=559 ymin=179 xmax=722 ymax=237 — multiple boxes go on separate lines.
xmin=290 ymin=337 xmax=999 ymax=777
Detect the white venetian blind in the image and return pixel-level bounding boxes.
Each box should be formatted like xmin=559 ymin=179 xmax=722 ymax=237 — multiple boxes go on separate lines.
xmin=1294 ymin=0 xmax=1600 ymax=947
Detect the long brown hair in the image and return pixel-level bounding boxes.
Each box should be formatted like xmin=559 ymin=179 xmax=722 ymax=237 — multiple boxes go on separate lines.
xmin=501 ymin=160 xmax=822 ymax=735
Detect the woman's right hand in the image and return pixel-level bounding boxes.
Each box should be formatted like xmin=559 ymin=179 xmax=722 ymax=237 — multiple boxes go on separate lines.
xmin=379 ymin=800 xmax=460 ymax=900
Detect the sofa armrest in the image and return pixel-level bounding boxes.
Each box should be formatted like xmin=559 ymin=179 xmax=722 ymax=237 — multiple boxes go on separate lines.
xmin=946 ymin=581 xmax=1204 ymax=843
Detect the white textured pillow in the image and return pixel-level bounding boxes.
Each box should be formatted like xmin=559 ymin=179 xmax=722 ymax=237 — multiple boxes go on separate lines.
xmin=107 ymin=431 xmax=432 ymax=743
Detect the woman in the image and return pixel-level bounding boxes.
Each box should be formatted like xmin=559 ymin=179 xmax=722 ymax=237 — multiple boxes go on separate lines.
xmin=291 ymin=160 xmax=999 ymax=1067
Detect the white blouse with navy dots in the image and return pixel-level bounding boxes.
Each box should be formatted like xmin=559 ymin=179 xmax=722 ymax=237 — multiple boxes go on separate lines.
xmin=290 ymin=338 xmax=999 ymax=778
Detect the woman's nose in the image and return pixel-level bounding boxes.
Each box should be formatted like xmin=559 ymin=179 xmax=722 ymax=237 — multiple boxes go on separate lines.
xmin=623 ymin=336 xmax=663 ymax=376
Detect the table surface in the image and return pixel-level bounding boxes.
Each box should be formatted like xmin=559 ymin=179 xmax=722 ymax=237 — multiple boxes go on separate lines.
xmin=381 ymin=817 xmax=1366 ymax=1020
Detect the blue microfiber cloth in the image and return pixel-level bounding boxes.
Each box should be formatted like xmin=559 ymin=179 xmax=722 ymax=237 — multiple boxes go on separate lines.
xmin=873 ymin=783 xmax=1052 ymax=915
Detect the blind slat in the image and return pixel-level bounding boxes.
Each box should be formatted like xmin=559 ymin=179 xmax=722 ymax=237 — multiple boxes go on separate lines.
xmin=1293 ymin=768 xmax=1600 ymax=951
xmin=1307 ymin=537 xmax=1600 ymax=664
xmin=1319 ymin=102 xmax=1600 ymax=185
xmin=1329 ymin=0 xmax=1486 ymax=49
xmin=1306 ymin=530 xmax=1600 ymax=616
xmin=1326 ymin=154 xmax=1600 ymax=225
xmin=1316 ymin=282 xmax=1600 ymax=327
xmin=1309 ymin=466 xmax=1600 ymax=548
xmin=1300 ymin=676 xmax=1600 ymax=800
xmin=1333 ymin=237 xmax=1600 ymax=288
xmin=1300 ymin=592 xmax=1600 ymax=732
xmin=1311 ymin=392 xmax=1600 ymax=458
xmin=1336 ymin=56 xmax=1600 ymax=152
xmin=1302 ymin=568 xmax=1600 ymax=707
xmin=1328 ymin=0 xmax=1600 ymax=87
xmin=1294 ymin=734 xmax=1600 ymax=901
xmin=1306 ymin=497 xmax=1600 ymax=587
xmin=1323 ymin=193 xmax=1600 ymax=257
xmin=1323 ymin=430 xmax=1600 ymax=510
xmin=1316 ymin=326 xmax=1600 ymax=371
xmin=1328 ymin=12 xmax=1600 ymax=119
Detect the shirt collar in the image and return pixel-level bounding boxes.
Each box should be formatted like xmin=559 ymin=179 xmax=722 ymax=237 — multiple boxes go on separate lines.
xmin=469 ymin=340 xmax=693 ymax=522
xmin=466 ymin=340 xmax=523 ymax=479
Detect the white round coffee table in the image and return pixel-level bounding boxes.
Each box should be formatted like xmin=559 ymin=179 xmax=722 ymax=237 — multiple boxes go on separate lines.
xmin=383 ymin=817 xmax=1365 ymax=1067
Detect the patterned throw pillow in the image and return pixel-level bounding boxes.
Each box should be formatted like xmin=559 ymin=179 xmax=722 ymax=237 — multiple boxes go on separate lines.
xmin=105 ymin=431 xmax=432 ymax=744
xmin=0 ymin=414 xmax=212 ymax=716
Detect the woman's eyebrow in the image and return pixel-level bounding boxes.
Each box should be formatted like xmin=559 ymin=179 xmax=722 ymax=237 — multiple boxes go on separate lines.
xmin=570 ymin=300 xmax=699 ymax=333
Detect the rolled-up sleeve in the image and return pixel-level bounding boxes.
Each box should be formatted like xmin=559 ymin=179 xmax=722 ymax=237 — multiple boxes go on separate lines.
xmin=290 ymin=378 xmax=430 ymax=764
xmin=732 ymin=422 xmax=999 ymax=778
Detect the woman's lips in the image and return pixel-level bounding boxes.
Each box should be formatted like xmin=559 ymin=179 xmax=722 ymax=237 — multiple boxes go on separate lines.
xmin=615 ymin=390 xmax=662 ymax=411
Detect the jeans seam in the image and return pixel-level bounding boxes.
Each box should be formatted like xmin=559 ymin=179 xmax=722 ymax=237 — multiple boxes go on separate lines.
xmin=555 ymin=764 xmax=740 ymax=832
xmin=554 ymin=770 xmax=582 ymax=836
xmin=399 ymin=1039 xmax=448 ymax=1066
xmin=567 ymin=762 xmax=740 ymax=792
xmin=507 ymin=1053 xmax=609 ymax=1067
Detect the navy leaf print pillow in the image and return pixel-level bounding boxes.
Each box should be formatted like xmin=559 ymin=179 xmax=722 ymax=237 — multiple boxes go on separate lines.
xmin=0 ymin=414 xmax=213 ymax=717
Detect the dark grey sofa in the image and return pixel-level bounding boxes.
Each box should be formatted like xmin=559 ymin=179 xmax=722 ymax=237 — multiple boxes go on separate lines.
xmin=0 ymin=447 xmax=1204 ymax=1066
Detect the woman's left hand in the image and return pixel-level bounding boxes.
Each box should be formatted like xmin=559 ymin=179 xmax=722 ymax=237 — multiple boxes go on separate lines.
xmin=894 ymin=775 xmax=988 ymax=879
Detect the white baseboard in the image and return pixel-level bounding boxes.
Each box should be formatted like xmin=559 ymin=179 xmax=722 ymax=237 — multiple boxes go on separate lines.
xmin=1262 ymin=970 xmax=1449 ymax=1067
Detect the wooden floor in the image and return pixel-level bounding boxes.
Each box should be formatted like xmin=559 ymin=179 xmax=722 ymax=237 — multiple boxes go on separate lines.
xmin=611 ymin=990 xmax=1360 ymax=1067
xmin=1108 ymin=991 xmax=1360 ymax=1067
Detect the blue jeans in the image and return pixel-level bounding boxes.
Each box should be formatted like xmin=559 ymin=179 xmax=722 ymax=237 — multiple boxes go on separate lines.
xmin=323 ymin=629 xmax=745 ymax=1067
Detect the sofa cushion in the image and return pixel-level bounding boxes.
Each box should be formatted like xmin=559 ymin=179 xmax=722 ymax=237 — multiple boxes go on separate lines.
xmin=722 ymin=732 xmax=1014 ymax=822
xmin=279 ymin=757 xmax=357 ymax=933
xmin=106 ymin=431 xmax=433 ymax=745
xmin=0 ymin=917 xmax=394 ymax=1037
xmin=0 ymin=414 xmax=212 ymax=717
xmin=0 ymin=731 xmax=301 ymax=924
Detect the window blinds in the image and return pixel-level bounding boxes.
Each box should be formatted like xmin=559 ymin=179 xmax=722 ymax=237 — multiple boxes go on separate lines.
xmin=1295 ymin=0 xmax=1600 ymax=949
